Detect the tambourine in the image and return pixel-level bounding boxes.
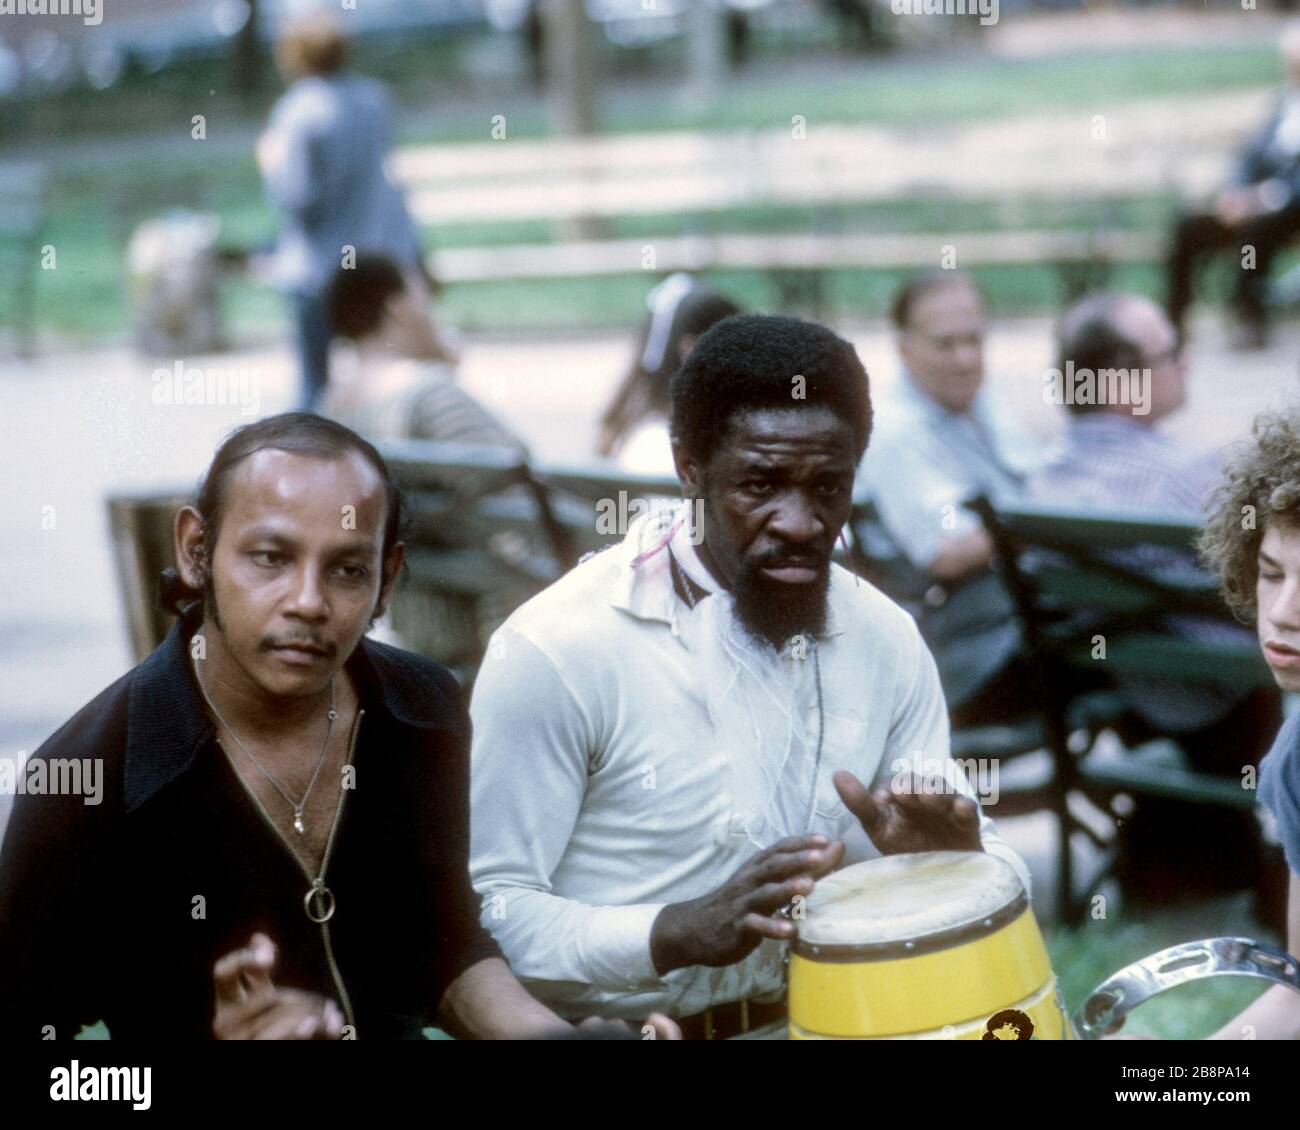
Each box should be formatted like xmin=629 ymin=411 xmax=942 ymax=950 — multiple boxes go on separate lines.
xmin=1074 ymin=936 xmax=1300 ymax=1039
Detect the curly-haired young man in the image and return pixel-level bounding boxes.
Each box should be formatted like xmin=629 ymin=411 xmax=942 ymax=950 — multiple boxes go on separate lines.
xmin=1201 ymin=407 xmax=1300 ymax=1039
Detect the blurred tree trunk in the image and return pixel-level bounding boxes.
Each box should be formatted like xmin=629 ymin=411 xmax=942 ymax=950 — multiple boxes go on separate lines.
xmin=540 ymin=0 xmax=603 ymax=239
xmin=540 ymin=0 xmax=598 ymax=137
xmin=688 ymin=1 xmax=727 ymax=106
xmin=233 ymin=0 xmax=268 ymax=103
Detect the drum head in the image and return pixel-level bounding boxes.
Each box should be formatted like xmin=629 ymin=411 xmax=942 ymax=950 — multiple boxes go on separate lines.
xmin=795 ymin=851 xmax=1026 ymax=957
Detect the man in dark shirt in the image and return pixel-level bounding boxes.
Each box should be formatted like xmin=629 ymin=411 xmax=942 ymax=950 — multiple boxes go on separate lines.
xmin=0 ymin=412 xmax=675 ymax=1040
xmin=1166 ymin=27 xmax=1300 ymax=349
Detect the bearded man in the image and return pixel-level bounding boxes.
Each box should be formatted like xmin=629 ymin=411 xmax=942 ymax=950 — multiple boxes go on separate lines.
xmin=469 ymin=314 xmax=1030 ymax=1039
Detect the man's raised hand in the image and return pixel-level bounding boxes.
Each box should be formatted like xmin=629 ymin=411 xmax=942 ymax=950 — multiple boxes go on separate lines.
xmin=212 ymin=932 xmax=345 ymax=1040
xmin=834 ymin=769 xmax=982 ymax=855
xmin=650 ymin=835 xmax=845 ymax=974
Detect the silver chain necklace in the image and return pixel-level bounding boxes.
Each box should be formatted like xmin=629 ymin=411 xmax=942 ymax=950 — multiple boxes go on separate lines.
xmin=669 ymin=550 xmax=825 ymax=829
xmin=193 ymin=656 xmax=338 ymax=837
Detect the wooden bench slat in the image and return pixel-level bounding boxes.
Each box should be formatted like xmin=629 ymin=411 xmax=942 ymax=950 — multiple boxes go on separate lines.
xmin=431 ymin=230 xmax=1163 ymax=284
xmin=996 ymin=502 xmax=1202 ymax=550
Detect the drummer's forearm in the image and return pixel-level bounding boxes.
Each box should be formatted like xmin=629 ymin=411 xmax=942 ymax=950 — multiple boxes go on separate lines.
xmin=1209 ymin=984 xmax=1300 ymax=1040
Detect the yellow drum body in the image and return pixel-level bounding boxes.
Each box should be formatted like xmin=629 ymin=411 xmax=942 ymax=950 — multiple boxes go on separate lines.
xmin=789 ymin=852 xmax=1073 ymax=1040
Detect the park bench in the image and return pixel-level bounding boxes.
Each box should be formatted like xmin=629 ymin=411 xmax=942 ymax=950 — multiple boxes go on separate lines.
xmin=379 ymin=443 xmax=686 ymax=686
xmin=106 ymin=489 xmax=190 ymax=665
xmin=0 ymin=161 xmax=49 ymax=358
xmin=967 ymin=496 xmax=1277 ymax=924
xmin=428 ymin=228 xmax=1164 ymax=317
xmin=394 ymin=116 xmax=1214 ymax=313
xmin=847 ymin=498 xmax=1085 ymax=826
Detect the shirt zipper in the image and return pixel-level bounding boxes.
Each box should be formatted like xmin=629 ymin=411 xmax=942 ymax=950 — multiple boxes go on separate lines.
xmin=222 ymin=707 xmax=364 ymax=1037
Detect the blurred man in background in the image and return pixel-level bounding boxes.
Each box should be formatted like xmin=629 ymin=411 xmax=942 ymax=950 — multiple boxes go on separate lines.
xmin=1166 ymin=24 xmax=1300 ymax=350
xmin=854 ymin=269 xmax=1038 ymax=726
xmin=322 ymin=256 xmax=512 ymax=451
xmin=1033 ymin=292 xmax=1282 ymax=903
xmin=258 ymin=13 xmax=428 ymax=410
xmin=320 ymin=255 xmax=529 ymax=669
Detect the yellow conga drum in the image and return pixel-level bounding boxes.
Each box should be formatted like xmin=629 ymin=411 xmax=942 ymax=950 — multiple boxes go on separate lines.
xmin=788 ymin=851 xmax=1072 ymax=1040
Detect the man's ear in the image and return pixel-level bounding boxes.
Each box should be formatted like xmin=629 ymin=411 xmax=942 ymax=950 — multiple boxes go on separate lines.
xmin=672 ymin=442 xmax=704 ymax=500
xmin=175 ymin=506 xmax=209 ymax=590
xmin=374 ymin=541 xmax=406 ymax=621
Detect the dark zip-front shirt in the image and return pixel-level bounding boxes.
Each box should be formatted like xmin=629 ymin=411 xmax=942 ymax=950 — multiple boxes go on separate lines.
xmin=0 ymin=604 xmax=501 ymax=1040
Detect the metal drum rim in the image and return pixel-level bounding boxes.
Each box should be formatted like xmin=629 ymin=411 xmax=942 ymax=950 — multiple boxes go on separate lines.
xmin=791 ymin=889 xmax=1030 ymax=963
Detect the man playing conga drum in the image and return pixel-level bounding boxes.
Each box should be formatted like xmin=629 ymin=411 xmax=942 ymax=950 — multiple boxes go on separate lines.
xmin=469 ymin=314 xmax=1030 ymax=1038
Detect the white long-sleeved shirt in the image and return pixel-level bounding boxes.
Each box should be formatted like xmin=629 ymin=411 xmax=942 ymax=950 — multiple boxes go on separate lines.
xmin=468 ymin=504 xmax=1030 ymax=1020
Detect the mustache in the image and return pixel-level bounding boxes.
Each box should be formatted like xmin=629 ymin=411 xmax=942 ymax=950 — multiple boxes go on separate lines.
xmin=260 ymin=636 xmax=336 ymax=657
xmin=747 ymin=546 xmax=830 ymax=570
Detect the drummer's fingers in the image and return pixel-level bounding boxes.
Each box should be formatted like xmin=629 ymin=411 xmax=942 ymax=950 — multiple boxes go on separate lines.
xmin=949 ymin=795 xmax=980 ymax=826
xmin=909 ymin=789 xmax=979 ymax=825
xmin=833 ymin=769 xmax=879 ymax=829
xmin=751 ymin=842 xmax=843 ymax=884
xmin=889 ymin=774 xmax=933 ymax=809
xmin=757 ymin=834 xmax=832 ymax=861
xmin=740 ymin=911 xmax=798 ymax=942
xmin=743 ymin=835 xmax=831 ymax=876
xmin=805 ymin=839 xmax=845 ymax=877
xmin=747 ymin=877 xmax=816 ymax=916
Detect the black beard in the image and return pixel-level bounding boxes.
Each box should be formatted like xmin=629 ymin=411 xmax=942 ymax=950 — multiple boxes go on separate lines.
xmin=731 ymin=557 xmax=830 ymax=651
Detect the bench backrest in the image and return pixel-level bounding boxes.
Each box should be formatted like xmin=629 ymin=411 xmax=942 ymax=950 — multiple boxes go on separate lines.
xmin=106 ymin=451 xmax=895 ymax=682
xmin=106 ymin=491 xmax=188 ymax=663
xmin=970 ymin=497 xmax=1272 ymax=691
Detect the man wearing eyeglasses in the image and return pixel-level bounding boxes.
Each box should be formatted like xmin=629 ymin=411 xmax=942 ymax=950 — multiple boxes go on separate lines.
xmin=1030 ymin=292 xmax=1284 ymax=906
xmin=853 ymin=269 xmax=1040 ymax=727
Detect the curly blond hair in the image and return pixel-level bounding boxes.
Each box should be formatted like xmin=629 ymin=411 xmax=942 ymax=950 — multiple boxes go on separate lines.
xmin=1200 ymin=406 xmax=1300 ymax=621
